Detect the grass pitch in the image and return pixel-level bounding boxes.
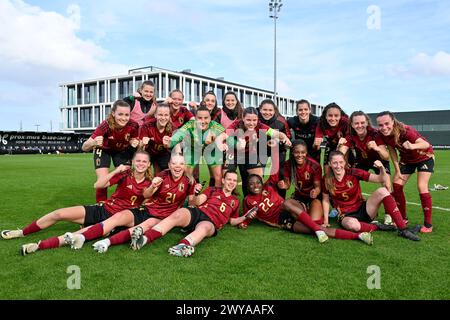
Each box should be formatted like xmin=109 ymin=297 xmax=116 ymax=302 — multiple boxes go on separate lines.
xmin=0 ymin=152 xmax=449 ymax=300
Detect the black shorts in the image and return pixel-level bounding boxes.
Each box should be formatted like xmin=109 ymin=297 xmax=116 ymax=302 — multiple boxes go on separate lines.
xmin=400 ymin=157 xmax=434 ymax=175
xmin=338 ymin=202 xmax=373 ymax=225
xmin=291 ymin=194 xmax=322 ymax=206
xmin=151 ymin=152 xmax=171 ymax=171
xmin=278 ymin=210 xmax=296 ymax=231
xmin=183 ymin=207 xmax=217 ymax=236
xmin=93 ymin=147 xmax=134 ymax=169
xmin=356 ymin=160 xmax=391 ymax=175
xmin=130 ymin=206 xmax=160 ymax=226
xmin=83 ymin=204 xmax=112 ymax=227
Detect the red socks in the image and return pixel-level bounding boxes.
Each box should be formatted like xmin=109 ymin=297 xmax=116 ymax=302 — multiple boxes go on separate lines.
xmin=419 ymin=193 xmax=432 ymax=226
xmin=358 ymin=222 xmax=378 ymax=232
xmin=23 ymin=221 xmax=42 ymax=236
xmin=296 ymin=212 xmax=321 ymax=232
xmin=81 ymin=223 xmax=104 ymax=241
xmin=144 ymin=229 xmax=163 ymax=243
xmin=109 ymin=230 xmax=131 ymax=246
xmin=392 ymin=183 xmax=407 ymax=219
xmin=38 ymin=237 xmax=60 ymax=250
xmin=382 ymin=195 xmax=406 ymax=230
xmin=96 ymin=188 xmax=108 ymax=203
xmin=179 ymin=238 xmax=192 ymax=246
xmin=335 ymin=229 xmax=360 ymax=240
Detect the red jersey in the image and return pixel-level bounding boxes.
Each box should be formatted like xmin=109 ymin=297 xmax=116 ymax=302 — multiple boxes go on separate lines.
xmin=144 ymin=170 xmax=195 ymax=219
xmin=226 ymin=120 xmax=275 ymax=154
xmin=288 ymin=157 xmax=322 ymax=200
xmin=139 ymin=118 xmax=172 ymax=157
xmin=104 ymin=170 xmax=151 ymax=214
xmin=171 ymin=106 xmax=194 ymax=130
xmin=198 ymin=187 xmax=240 ymax=230
xmin=322 ymin=168 xmax=370 ymax=214
xmin=315 ymin=116 xmax=349 ymax=149
xmin=377 ymin=125 xmax=434 ymax=164
xmin=345 ymin=127 xmax=386 ymax=168
xmin=91 ymin=120 xmax=139 ymax=153
xmin=243 ymin=185 xmax=284 ymax=226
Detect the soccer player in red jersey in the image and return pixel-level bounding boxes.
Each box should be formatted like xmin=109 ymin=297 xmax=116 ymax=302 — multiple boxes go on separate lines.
xmin=271 ymin=140 xmax=324 ymax=223
xmin=129 ymin=170 xmax=246 ymax=257
xmin=124 ymin=80 xmax=158 ymax=125
xmin=258 ymin=99 xmax=291 ymax=198
xmin=140 ymin=103 xmax=173 ymax=174
xmin=322 ymin=151 xmax=421 ymax=241
xmin=242 ymin=174 xmax=373 ymax=245
xmin=217 ymin=107 xmax=292 ymax=196
xmin=15 ymin=151 xmax=153 ymax=255
xmin=376 ymin=111 xmax=435 ymax=233
xmin=314 ymin=102 xmax=349 ymax=165
xmin=81 ymin=100 xmax=140 ymax=203
xmin=162 ymin=89 xmax=194 ymax=130
xmin=60 ymin=155 xmax=199 ymax=253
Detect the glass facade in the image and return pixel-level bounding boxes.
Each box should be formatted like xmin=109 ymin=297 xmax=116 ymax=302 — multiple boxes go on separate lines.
xmin=80 ymin=107 xmax=92 ymax=128
xmin=73 ymin=108 xmax=79 ymax=128
xmin=68 ymin=86 xmax=76 ymax=106
xmin=94 ymin=106 xmax=100 ymax=127
xmin=99 ymin=81 xmax=105 ymax=103
xmin=185 ymin=79 xmax=192 ymax=101
xmin=119 ymin=78 xmax=133 ymax=99
xmin=110 ymin=80 xmax=117 ymax=102
xmin=77 ymin=85 xmax=82 ymax=105
xmin=84 ymin=83 xmax=97 ymax=104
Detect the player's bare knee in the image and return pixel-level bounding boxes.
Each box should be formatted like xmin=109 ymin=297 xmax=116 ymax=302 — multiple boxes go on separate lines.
xmin=375 ymin=187 xmax=390 ymax=198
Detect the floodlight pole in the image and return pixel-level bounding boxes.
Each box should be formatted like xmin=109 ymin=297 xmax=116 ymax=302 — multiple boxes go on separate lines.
xmin=269 ymin=0 xmax=282 ymax=104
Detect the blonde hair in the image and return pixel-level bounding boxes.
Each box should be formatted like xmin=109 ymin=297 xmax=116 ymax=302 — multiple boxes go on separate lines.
xmin=132 ymin=150 xmax=153 ymax=181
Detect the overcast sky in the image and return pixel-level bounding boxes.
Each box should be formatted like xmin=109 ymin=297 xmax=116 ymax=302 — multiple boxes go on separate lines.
xmin=1 ymin=0 xmax=449 ymax=132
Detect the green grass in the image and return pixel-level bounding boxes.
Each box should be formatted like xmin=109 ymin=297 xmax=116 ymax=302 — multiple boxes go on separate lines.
xmin=0 ymin=152 xmax=449 ymax=300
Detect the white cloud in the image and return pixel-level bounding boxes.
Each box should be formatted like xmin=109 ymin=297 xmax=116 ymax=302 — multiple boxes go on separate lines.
xmin=388 ymin=51 xmax=450 ymax=78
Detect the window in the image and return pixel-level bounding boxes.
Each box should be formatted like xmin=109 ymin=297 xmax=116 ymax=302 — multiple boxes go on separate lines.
xmin=169 ymin=76 xmax=180 ymax=92
xmin=119 ymin=78 xmax=133 ymax=99
xmin=148 ymin=76 xmax=159 ymax=99
xmin=135 ymin=75 xmax=142 ymax=93
xmin=80 ymin=107 xmax=92 ymax=128
xmin=105 ymin=105 xmax=111 ymax=118
xmin=185 ymin=79 xmax=192 ymax=101
xmin=110 ymin=80 xmax=117 ymax=102
xmin=73 ymin=108 xmax=79 ymax=128
xmin=94 ymin=106 xmax=100 ymax=127
xmin=217 ymin=85 xmax=224 ymax=106
xmin=76 ymin=85 xmax=82 ymax=105
xmin=68 ymin=86 xmax=76 ymax=106
xmin=161 ymin=74 xmax=167 ymax=98
xmin=66 ymin=109 xmax=72 ymax=129
xmin=99 ymin=82 xmax=105 ymax=103
xmin=84 ymin=83 xmax=97 ymax=104
xmin=194 ymin=80 xmax=200 ymax=102
xmin=245 ymin=92 xmax=252 ymax=107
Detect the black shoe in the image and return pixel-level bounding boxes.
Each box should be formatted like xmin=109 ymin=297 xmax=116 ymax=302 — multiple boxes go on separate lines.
xmin=398 ymin=229 xmax=421 ymax=241
xmin=373 ymin=221 xmax=397 ymax=231
xmin=408 ymin=225 xmax=421 ymax=235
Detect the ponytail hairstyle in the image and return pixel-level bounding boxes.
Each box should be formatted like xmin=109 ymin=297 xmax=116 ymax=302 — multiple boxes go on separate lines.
xmin=155 ymin=102 xmax=173 ymax=133
xmin=376 ymin=111 xmax=405 ymax=146
xmin=238 ymin=107 xmax=259 ymax=130
xmin=258 ymin=99 xmax=280 ymax=118
xmin=106 ymin=99 xmax=131 ymax=130
xmin=319 ymin=102 xmax=348 ymax=133
xmin=349 ymin=110 xmax=373 ymax=136
xmin=222 ymin=91 xmax=243 ymax=119
xmin=131 ymin=150 xmax=153 ymax=181
xmin=289 ymin=139 xmax=308 ymax=192
xmin=324 ymin=150 xmax=346 ymax=195
xmin=138 ymin=80 xmax=157 ymax=104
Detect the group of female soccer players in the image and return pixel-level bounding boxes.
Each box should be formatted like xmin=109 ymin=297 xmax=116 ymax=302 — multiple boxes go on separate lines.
xmin=1 ymin=80 xmax=435 ymax=257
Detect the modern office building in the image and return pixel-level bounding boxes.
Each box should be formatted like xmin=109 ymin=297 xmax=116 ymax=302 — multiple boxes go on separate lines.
xmin=59 ymin=66 xmax=325 ymax=133
xmin=368 ymin=110 xmax=450 ymax=148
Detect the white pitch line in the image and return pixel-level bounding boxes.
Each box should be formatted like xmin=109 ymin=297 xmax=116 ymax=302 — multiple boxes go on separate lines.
xmin=362 ymin=193 xmax=450 ymax=212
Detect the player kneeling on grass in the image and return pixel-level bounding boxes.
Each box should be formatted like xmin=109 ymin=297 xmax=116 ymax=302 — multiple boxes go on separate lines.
xmin=322 ymin=151 xmax=421 ymax=241
xmin=67 ymin=155 xmax=199 ymax=253
xmin=15 ymin=151 xmax=152 ymax=256
xmin=129 ymin=170 xmax=246 ymax=257
xmin=242 ymin=175 xmax=373 ymax=245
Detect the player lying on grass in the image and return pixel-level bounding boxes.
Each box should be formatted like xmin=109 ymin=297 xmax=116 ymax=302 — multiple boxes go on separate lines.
xmin=63 ymin=155 xmax=200 ymax=253
xmin=14 ymin=151 xmax=152 ymax=255
xmin=128 ymin=170 xmax=249 ymax=257
xmin=322 ymin=151 xmax=421 ymax=241
xmin=241 ymin=174 xmax=373 ymax=245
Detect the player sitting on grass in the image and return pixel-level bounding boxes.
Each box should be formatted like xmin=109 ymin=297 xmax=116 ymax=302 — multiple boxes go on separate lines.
xmin=242 ymin=174 xmax=373 ymax=245
xmin=14 ymin=151 xmax=152 ymax=255
xmin=129 ymin=170 xmax=249 ymax=257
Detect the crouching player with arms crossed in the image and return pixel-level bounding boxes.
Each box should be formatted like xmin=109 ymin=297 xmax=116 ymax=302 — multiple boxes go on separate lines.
xmin=242 ymin=174 xmax=374 ymax=245
xmin=129 ymin=170 xmax=246 ymax=257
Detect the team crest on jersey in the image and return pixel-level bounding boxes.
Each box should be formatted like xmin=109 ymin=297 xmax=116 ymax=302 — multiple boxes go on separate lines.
xmin=108 ymin=136 xmax=114 ymax=140
xmin=231 ymin=200 xmax=235 ymax=208
xmin=165 ymin=184 xmax=170 ymax=188
xmin=179 ymin=183 xmax=185 ymax=192
xmin=127 ymin=185 xmax=133 ymax=190
xmin=262 ymin=190 xmax=269 ymax=197
xmin=347 ymin=181 xmax=354 ymax=188
xmin=216 ymin=195 xmax=222 ymax=200
xmin=124 ymin=133 xmax=130 ymax=141
xmin=179 ymin=117 xmax=184 ymax=124
xmin=305 ymin=172 xmax=310 ymax=180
